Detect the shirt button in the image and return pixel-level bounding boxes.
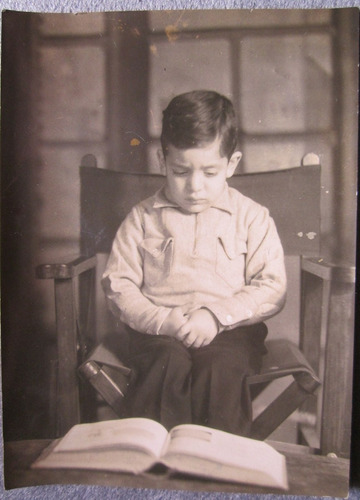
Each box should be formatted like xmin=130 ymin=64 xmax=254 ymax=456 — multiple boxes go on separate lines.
xmin=226 ymin=314 xmax=233 ymax=323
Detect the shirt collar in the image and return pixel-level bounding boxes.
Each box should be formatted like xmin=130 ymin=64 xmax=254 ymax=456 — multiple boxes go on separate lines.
xmin=153 ymin=184 xmax=234 ymax=215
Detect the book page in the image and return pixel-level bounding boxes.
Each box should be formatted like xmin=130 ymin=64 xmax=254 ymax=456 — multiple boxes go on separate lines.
xmin=162 ymin=424 xmax=287 ymax=489
xmin=54 ymin=418 xmax=168 ymax=458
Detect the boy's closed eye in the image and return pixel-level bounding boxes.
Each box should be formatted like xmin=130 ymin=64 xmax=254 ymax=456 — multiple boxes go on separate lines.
xmin=172 ymin=168 xmax=189 ymax=176
xmin=203 ymin=168 xmax=218 ymax=177
xmin=172 ymin=167 xmax=219 ymax=177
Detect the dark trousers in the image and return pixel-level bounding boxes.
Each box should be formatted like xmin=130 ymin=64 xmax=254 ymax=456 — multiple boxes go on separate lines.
xmin=121 ymin=324 xmax=267 ymax=436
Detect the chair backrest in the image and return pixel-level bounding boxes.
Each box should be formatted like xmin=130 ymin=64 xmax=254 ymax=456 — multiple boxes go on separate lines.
xmin=80 ymin=155 xmax=320 ymax=258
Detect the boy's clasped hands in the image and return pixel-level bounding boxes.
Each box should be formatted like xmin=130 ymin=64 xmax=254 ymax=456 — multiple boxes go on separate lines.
xmin=159 ymin=305 xmax=218 ymax=349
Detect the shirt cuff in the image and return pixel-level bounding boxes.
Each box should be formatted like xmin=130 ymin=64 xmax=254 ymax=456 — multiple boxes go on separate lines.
xmin=204 ymin=298 xmax=282 ymax=330
xmin=207 ymin=304 xmax=253 ymax=328
xmin=154 ymin=307 xmax=173 ymax=335
xmin=203 ymin=297 xmax=256 ymax=329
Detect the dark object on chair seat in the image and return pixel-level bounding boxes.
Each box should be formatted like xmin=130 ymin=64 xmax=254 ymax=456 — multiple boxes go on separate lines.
xmin=78 ymin=335 xmax=132 ymax=416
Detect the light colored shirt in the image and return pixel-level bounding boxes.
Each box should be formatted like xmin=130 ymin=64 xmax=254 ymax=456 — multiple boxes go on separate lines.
xmin=102 ymin=184 xmax=287 ymax=336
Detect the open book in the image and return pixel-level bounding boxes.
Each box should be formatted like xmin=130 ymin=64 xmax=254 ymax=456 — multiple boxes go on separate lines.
xmin=32 ymin=418 xmax=288 ymax=490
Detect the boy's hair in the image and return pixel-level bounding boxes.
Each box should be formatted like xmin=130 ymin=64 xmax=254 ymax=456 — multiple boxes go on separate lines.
xmin=160 ymin=90 xmax=238 ymax=160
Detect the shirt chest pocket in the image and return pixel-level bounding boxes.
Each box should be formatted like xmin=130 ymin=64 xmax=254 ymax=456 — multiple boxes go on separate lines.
xmin=140 ymin=237 xmax=173 ymax=287
xmin=216 ymin=236 xmax=247 ymax=289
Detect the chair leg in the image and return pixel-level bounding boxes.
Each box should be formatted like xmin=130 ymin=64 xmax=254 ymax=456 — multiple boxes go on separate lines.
xmin=48 ymin=359 xmax=58 ymax=437
xmin=54 ymin=278 xmax=81 ymax=435
xmin=250 ymin=380 xmax=312 ymax=441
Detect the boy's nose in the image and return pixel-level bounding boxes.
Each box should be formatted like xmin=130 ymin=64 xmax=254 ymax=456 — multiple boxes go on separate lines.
xmin=188 ymin=173 xmax=203 ymax=192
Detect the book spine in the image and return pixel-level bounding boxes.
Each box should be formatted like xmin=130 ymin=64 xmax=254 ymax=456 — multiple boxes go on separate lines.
xmin=79 ymin=361 xmax=128 ymax=415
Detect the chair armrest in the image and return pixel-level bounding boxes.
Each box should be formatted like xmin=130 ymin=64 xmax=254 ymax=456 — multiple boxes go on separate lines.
xmin=36 ymin=254 xmax=97 ymax=279
xmin=301 ymin=256 xmax=355 ymax=283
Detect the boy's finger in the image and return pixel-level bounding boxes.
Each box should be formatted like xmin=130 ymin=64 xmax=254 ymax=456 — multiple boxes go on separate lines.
xmin=176 ymin=323 xmax=190 ymax=340
xmin=190 ymin=339 xmax=203 ymax=349
xmin=180 ymin=330 xmax=196 ymax=346
xmin=184 ymin=334 xmax=197 ymax=348
xmin=174 ymin=307 xmax=190 ymax=325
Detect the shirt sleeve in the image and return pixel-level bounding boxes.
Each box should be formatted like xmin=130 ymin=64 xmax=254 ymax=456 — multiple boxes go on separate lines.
xmin=101 ymin=206 xmax=171 ymax=335
xmin=204 ymin=205 xmax=287 ymax=330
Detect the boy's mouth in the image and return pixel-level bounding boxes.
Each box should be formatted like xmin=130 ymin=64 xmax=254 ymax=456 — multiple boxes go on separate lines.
xmin=185 ymin=197 xmax=207 ymax=203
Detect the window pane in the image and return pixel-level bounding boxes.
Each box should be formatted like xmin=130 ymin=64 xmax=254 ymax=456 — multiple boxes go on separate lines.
xmin=303 ymin=34 xmax=333 ymax=131
xmin=239 ymin=34 xmax=333 ymax=134
xmin=38 ymin=13 xmax=106 ymax=36
xmin=148 ymin=38 xmax=232 ymax=137
xmin=149 ymin=9 xmax=331 ymax=31
xmin=241 ymin=134 xmax=332 ymax=172
xmin=38 ymin=145 xmax=106 ymax=241
xmin=39 ymin=46 xmax=106 ymax=142
xmin=147 ymin=139 xmax=163 ymax=174
xmin=242 ymin=138 xmax=308 ymax=172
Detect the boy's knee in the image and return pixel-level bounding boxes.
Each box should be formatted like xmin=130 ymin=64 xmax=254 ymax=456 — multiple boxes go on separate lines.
xmin=156 ymin=338 xmax=192 ymax=385
xmin=156 ymin=337 xmax=191 ymax=366
xmin=192 ymin=346 xmax=251 ymax=376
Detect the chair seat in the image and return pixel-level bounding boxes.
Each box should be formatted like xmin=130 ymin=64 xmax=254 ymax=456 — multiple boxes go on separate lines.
xmin=78 ymin=335 xmax=320 ymax=437
xmin=249 ymin=339 xmax=320 ymax=391
xmin=249 ymin=339 xmax=321 ymax=440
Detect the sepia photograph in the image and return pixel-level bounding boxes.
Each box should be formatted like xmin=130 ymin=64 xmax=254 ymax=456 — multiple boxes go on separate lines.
xmin=1 ymin=7 xmax=358 ymax=498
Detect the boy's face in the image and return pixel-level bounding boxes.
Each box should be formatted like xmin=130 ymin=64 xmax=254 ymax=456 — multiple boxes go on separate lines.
xmin=158 ymin=137 xmax=242 ymax=214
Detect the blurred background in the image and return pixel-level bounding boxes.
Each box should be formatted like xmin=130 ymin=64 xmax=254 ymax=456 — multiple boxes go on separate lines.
xmin=2 ymin=9 xmax=358 ymax=440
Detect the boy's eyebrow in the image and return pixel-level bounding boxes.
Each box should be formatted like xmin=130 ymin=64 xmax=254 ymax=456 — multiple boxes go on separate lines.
xmin=171 ymin=163 xmax=221 ymax=170
xmin=172 ymin=163 xmax=190 ymax=169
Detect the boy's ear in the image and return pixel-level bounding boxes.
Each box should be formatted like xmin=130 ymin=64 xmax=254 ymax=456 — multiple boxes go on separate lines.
xmin=157 ymin=149 xmax=166 ymax=175
xmin=226 ymin=151 xmax=242 ymax=178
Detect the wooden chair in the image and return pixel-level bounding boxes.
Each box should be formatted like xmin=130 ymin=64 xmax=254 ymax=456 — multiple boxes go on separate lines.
xmin=36 ymin=153 xmax=354 ymax=456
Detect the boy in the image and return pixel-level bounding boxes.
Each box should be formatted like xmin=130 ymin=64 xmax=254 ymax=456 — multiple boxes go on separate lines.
xmin=102 ymin=90 xmax=286 ymax=436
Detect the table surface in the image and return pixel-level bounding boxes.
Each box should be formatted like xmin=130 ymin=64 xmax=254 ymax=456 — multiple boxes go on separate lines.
xmin=4 ymin=439 xmax=350 ymax=497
